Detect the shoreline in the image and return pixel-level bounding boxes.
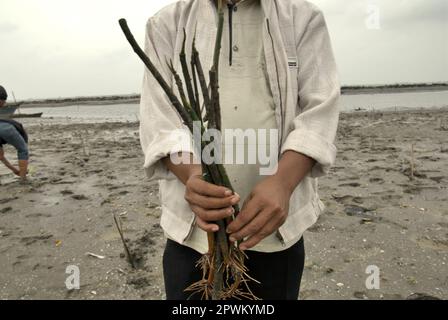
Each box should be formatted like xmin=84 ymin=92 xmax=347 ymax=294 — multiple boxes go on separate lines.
xmin=18 ymin=97 xmax=140 ymax=109
xmin=342 ymin=85 xmax=448 ymax=95
xmin=15 ymin=106 xmax=448 ymax=120
xmin=14 ymin=84 xmax=448 ymax=108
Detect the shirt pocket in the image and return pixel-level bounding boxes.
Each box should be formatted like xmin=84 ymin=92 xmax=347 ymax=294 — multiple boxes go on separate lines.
xmin=287 ymin=55 xmax=299 ymax=104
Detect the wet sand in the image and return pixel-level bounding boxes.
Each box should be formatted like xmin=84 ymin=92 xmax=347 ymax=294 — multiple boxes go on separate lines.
xmin=0 ymin=108 xmax=447 ymax=300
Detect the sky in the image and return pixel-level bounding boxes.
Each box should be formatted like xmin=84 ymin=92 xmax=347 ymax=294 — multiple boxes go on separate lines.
xmin=0 ymin=0 xmax=447 ymax=99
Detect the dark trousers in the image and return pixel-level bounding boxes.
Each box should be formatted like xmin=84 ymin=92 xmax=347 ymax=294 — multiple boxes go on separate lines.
xmin=163 ymin=238 xmax=305 ymax=300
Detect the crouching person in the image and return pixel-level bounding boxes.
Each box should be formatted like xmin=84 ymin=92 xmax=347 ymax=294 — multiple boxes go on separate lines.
xmin=0 ymin=119 xmax=29 ymax=182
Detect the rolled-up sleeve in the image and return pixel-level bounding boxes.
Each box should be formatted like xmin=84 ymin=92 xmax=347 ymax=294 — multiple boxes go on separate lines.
xmin=281 ymin=6 xmax=340 ymax=178
xmin=140 ymin=15 xmax=195 ymax=181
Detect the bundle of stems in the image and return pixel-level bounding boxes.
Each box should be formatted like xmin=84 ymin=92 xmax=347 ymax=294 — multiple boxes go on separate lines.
xmin=118 ymin=1 xmax=257 ymax=300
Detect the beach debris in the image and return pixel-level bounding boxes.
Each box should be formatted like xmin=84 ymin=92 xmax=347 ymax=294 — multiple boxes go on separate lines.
xmin=360 ymin=218 xmax=373 ymax=225
xmin=55 ymin=240 xmax=62 ymax=247
xmin=86 ymin=252 xmax=106 ymax=260
xmin=347 ymin=205 xmax=369 ymax=215
xmin=325 ymin=268 xmax=335 ymax=274
xmin=344 ymin=205 xmax=379 ymax=222
xmin=119 ymin=211 xmax=128 ymax=217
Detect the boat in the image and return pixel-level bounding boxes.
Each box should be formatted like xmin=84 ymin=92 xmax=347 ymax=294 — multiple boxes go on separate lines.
xmin=0 ymin=103 xmax=19 ymax=118
xmin=0 ymin=103 xmax=43 ymax=119
xmin=11 ymin=112 xmax=43 ymax=119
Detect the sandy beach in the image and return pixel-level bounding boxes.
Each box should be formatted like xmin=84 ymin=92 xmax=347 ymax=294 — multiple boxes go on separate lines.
xmin=0 ymin=108 xmax=447 ymax=300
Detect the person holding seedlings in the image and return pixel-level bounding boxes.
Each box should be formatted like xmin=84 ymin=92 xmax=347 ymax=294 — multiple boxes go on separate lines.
xmin=0 ymin=85 xmax=29 ymax=181
xmin=139 ymin=0 xmax=340 ymax=299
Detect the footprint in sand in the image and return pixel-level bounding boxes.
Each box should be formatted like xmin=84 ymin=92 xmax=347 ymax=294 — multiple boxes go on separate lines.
xmin=71 ymin=194 xmax=89 ymax=200
xmin=127 ymin=276 xmax=153 ymax=290
xmin=429 ymin=176 xmax=445 ymax=183
xmin=0 ymin=197 xmax=18 ymax=204
xmin=25 ymin=213 xmax=52 ymax=218
xmin=339 ymin=182 xmax=361 ymax=187
xmin=1 ymin=207 xmax=13 ymax=214
xmin=380 ymin=194 xmax=403 ymax=202
xmin=332 ymin=194 xmax=365 ymax=205
xmin=20 ymin=234 xmax=53 ymax=246
xmin=369 ymin=177 xmax=385 ymax=183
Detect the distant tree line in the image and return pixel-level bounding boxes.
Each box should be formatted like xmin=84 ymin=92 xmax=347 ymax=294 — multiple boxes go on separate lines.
xmin=341 ymin=82 xmax=448 ymax=91
xmin=21 ymin=94 xmax=140 ymax=105
xmin=17 ymin=82 xmax=448 ymax=105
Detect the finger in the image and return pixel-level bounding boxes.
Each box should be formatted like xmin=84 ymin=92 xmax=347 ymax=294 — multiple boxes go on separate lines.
xmin=195 ymin=216 xmax=219 ymax=233
xmin=239 ymin=216 xmax=283 ymax=250
xmin=226 ymin=197 xmax=262 ymax=234
xmin=240 ymin=193 xmax=252 ymax=211
xmin=187 ymin=192 xmax=240 ymax=209
xmin=229 ymin=208 xmax=274 ymax=242
xmin=191 ymin=205 xmax=235 ymax=222
xmin=190 ymin=178 xmax=233 ymax=198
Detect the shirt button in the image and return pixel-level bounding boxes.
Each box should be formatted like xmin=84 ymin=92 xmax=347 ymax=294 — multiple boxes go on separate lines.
xmin=233 ymin=45 xmax=239 ymax=52
xmin=233 ymin=6 xmax=238 ymax=12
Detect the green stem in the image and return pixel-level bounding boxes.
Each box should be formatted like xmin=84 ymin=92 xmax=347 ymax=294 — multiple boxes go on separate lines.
xmin=167 ymin=59 xmax=190 ymax=109
xmin=180 ymin=29 xmax=200 ymax=120
xmin=209 ymin=69 xmax=222 ymax=132
xmin=192 ymin=44 xmax=214 ymax=128
xmin=212 ymin=2 xmax=225 ymax=77
xmin=191 ymin=37 xmax=202 ymax=122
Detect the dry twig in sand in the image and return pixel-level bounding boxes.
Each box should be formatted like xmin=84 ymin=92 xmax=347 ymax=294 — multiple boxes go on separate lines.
xmin=113 ymin=213 xmax=136 ymax=269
